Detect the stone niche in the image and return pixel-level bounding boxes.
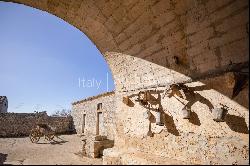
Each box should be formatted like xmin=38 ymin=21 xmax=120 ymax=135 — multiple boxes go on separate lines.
xmin=82 ymin=135 xmax=114 ymax=158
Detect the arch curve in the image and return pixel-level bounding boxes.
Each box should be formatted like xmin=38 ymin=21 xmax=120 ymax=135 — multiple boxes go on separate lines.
xmin=3 ymin=0 xmax=248 ymax=85
xmin=3 ymin=0 xmax=119 ymax=53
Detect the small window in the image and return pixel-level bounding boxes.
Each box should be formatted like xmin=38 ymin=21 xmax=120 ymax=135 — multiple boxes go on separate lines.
xmin=97 ymin=103 xmax=102 ymax=110
xmin=4 ymin=103 xmax=7 ymax=107
xmin=82 ymin=114 xmax=86 ymax=133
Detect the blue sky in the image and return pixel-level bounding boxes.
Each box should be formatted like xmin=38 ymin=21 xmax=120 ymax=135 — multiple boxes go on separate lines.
xmin=0 ymin=2 xmax=115 ymax=115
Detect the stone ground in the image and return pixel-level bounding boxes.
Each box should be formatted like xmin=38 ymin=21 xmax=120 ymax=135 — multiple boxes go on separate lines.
xmin=0 ymin=134 xmax=102 ymax=165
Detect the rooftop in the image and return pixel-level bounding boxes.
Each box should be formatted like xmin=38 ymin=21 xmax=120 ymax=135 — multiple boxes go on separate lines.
xmin=0 ymin=96 xmax=7 ymax=104
xmin=72 ymin=91 xmax=115 ymax=105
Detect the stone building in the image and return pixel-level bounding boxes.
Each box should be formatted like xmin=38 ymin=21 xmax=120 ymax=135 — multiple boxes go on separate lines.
xmin=3 ymin=0 xmax=249 ymax=165
xmin=71 ymin=91 xmax=115 ymax=158
xmin=0 ymin=96 xmax=8 ymax=113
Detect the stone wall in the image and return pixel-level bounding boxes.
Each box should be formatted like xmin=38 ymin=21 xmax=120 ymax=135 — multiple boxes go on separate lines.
xmin=103 ymin=52 xmax=249 ymax=165
xmin=0 ymin=112 xmax=74 ymax=137
xmin=100 ymin=2 xmax=249 ymax=163
xmin=71 ymin=91 xmax=116 ymax=140
xmin=103 ymin=71 xmax=249 ymax=165
xmin=48 ymin=116 xmax=75 ymax=134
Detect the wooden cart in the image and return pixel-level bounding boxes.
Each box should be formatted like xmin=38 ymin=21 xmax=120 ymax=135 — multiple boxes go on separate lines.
xmin=29 ymin=123 xmax=55 ymax=143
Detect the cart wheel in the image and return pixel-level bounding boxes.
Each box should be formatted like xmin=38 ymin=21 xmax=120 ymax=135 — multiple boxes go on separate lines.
xmin=45 ymin=134 xmax=54 ymax=141
xmin=29 ymin=132 xmax=40 ymax=143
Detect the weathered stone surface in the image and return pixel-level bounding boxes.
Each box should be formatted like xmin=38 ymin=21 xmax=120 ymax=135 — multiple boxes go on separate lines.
xmin=106 ymin=80 xmax=249 ymax=164
xmin=0 ymin=112 xmax=74 ymax=137
xmin=71 ymin=92 xmax=116 ymax=140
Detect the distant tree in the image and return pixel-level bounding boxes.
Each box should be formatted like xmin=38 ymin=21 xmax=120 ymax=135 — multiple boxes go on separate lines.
xmin=51 ymin=109 xmax=71 ymax=117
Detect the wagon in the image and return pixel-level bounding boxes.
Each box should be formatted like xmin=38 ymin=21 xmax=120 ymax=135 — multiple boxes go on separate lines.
xmin=29 ymin=123 xmax=56 ymax=143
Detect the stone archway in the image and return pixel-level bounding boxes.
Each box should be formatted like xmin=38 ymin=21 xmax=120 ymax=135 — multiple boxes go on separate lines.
xmin=2 ymin=0 xmax=248 ymax=105
xmin=1 ymin=0 xmax=249 ymax=164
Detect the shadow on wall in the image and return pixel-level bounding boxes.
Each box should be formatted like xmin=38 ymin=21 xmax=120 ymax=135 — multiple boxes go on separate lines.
xmin=166 ymin=83 xmax=249 ymax=134
xmin=99 ymin=140 xmax=115 ymax=158
xmin=188 ymin=111 xmax=201 ymax=126
xmin=109 ymin=52 xmax=248 ymax=109
xmin=138 ymin=85 xmax=209 ymax=136
xmin=68 ymin=116 xmax=77 ymax=134
xmin=126 ymin=83 xmax=249 ymax=136
xmin=166 ymin=84 xmax=213 ymax=127
xmin=163 ymin=112 xmax=180 ymax=136
xmin=0 ymin=153 xmax=8 ymax=165
xmin=136 ymin=90 xmax=180 ymax=136
xmin=167 ymin=84 xmax=214 ymax=110
xmin=225 ymin=114 xmax=249 ymax=134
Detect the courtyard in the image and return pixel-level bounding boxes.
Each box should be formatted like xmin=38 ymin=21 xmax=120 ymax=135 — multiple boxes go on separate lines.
xmin=0 ymin=0 xmax=249 ymax=165
xmin=0 ymin=134 xmax=102 ymax=165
